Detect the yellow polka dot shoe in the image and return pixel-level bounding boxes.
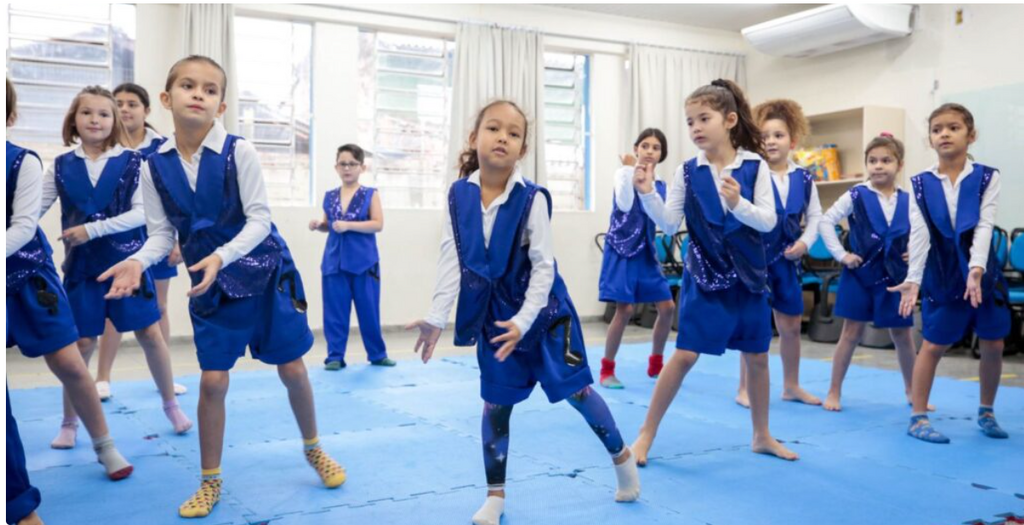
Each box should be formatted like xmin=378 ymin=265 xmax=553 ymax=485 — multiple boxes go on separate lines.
xmin=305 ymin=446 xmax=347 ymax=489
xmin=178 ymin=478 xmax=222 ymax=518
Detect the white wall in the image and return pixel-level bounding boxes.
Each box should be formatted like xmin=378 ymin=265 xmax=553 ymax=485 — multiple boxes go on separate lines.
xmin=71 ymin=3 xmax=746 ymax=339
xmin=746 ymin=4 xmax=1024 ymax=221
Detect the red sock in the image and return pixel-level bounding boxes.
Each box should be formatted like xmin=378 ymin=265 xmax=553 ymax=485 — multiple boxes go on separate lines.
xmin=600 ymin=358 xmax=616 ymax=381
xmin=647 ymin=354 xmax=664 ymax=378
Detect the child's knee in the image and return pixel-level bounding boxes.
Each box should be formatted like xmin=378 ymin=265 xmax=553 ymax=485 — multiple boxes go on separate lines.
xmin=657 ymin=301 xmax=674 ymax=316
xmin=200 ymin=372 xmax=230 ymax=398
xmin=979 ymin=338 xmax=1004 ymax=355
xmin=616 ymin=303 xmax=635 ymax=318
xmin=277 ymin=359 xmax=309 ymax=385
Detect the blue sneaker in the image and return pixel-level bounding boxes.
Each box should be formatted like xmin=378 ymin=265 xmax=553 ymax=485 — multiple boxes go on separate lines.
xmin=978 ymin=409 xmax=1009 ymax=439
xmin=908 ymin=415 xmax=950 ymax=444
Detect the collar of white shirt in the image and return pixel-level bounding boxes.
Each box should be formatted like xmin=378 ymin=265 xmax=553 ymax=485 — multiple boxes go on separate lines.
xmin=926 ymin=161 xmax=976 ymax=183
xmin=696 ymin=147 xmax=761 ymax=171
xmin=137 ymin=127 xmax=164 ymax=151
xmin=857 ymin=180 xmax=901 ymax=201
xmin=73 ymin=144 xmax=126 ymax=161
xmin=466 ymin=167 xmax=527 ymax=211
xmin=157 ymin=120 xmax=229 ymax=157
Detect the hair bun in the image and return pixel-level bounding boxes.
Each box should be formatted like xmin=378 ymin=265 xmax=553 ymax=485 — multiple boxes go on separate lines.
xmin=879 ymin=132 xmax=894 ymax=138
xmin=710 ymin=79 xmax=729 ymax=89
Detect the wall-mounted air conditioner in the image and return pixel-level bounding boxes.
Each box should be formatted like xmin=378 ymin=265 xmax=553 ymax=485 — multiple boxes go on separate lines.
xmin=742 ymin=4 xmax=915 ymax=58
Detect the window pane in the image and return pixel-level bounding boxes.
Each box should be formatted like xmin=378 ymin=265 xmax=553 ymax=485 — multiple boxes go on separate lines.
xmin=543 ymin=53 xmax=590 ymax=211
xmin=9 ymin=60 xmax=110 ymax=87
xmin=377 ymin=53 xmax=445 ymax=76
xmin=377 ymin=72 xmax=446 ymax=94
xmin=377 ymin=33 xmax=445 ymax=57
xmin=377 ymin=90 xmax=446 ymax=116
xmin=359 ymin=31 xmax=453 ymax=209
xmin=10 ymin=38 xmax=110 ymax=65
xmin=10 ymin=14 xmax=109 ymax=43
xmin=11 ymin=84 xmax=81 ymax=109
xmin=544 ymin=68 xmax=575 ymax=88
xmin=235 ymin=16 xmax=313 ymax=207
xmin=6 ymin=3 xmax=134 ymax=167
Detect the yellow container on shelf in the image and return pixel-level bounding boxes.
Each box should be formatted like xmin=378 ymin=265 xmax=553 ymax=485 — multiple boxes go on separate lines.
xmin=819 ymin=144 xmax=842 ymax=181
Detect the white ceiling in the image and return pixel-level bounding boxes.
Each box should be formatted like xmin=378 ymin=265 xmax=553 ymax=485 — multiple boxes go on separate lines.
xmin=548 ymin=4 xmax=824 ymax=32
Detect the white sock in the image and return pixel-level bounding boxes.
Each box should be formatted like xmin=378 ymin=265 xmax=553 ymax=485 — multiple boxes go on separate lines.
xmin=472 ymin=495 xmax=505 ymax=525
xmin=614 ymin=447 xmax=641 ymax=502
xmin=92 ymin=435 xmax=132 ymax=477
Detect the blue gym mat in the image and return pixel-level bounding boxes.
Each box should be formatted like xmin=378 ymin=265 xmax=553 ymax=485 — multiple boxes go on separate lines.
xmin=7 ymin=343 xmax=1022 ymax=524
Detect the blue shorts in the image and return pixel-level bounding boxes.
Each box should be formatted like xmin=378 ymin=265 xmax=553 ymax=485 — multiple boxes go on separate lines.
xmin=149 ymin=255 xmax=179 ymax=280
xmin=6 ymin=261 xmax=80 ymax=357
xmin=676 ymin=271 xmax=772 ymax=355
xmin=833 ymin=270 xmax=912 ymax=329
xmin=598 ymin=249 xmax=673 ymax=304
xmin=64 ymin=272 xmax=162 ymax=338
xmin=190 ymin=259 xmax=314 ymax=371
xmin=767 ymin=258 xmax=804 ymax=316
xmin=921 ymin=295 xmax=1011 ymax=346
xmin=478 ymin=311 xmax=593 ymax=406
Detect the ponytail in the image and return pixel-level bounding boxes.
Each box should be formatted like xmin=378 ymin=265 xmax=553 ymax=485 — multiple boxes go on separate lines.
xmin=687 ymin=79 xmax=765 ymax=159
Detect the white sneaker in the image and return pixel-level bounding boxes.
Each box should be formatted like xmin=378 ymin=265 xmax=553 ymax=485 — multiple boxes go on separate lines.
xmin=173 ymin=382 xmax=188 ymax=396
xmin=96 ymin=381 xmax=112 ymax=402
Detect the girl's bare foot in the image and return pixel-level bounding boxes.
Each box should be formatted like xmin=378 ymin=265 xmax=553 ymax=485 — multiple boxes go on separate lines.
xmin=631 ymin=431 xmax=654 ymax=467
xmin=735 ymin=389 xmax=750 ymax=408
xmin=752 ymin=437 xmax=799 ymax=461
xmin=782 ymin=386 xmax=822 ymax=406
xmin=823 ymin=391 xmax=842 ymax=412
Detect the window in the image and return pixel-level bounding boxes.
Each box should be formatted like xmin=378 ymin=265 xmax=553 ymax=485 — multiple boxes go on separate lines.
xmin=543 ymin=52 xmax=591 ymax=211
xmin=235 ymin=17 xmax=313 ymax=207
xmin=6 ymin=3 xmax=136 ymax=165
xmin=357 ymin=31 xmax=454 ymax=210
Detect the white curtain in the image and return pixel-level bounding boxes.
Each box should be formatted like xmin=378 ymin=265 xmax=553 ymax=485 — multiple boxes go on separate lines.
xmin=447 ymin=22 xmax=547 ymax=184
xmin=181 ymin=4 xmax=238 ymax=134
xmin=627 ymin=44 xmax=747 ymax=173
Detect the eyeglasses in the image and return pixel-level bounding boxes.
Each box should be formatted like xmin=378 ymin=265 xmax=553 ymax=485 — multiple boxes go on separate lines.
xmin=336 ymin=162 xmax=362 ymax=169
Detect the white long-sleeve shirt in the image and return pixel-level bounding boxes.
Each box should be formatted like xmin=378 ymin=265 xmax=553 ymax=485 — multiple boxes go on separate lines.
xmin=905 ymin=162 xmax=1001 ymax=284
xmin=613 ymin=165 xmax=661 ymax=212
xmin=638 ymin=148 xmax=777 ymax=235
xmin=424 ymin=168 xmax=555 ymax=336
xmin=773 ymin=161 xmax=822 ymax=249
xmin=40 ymin=145 xmax=145 ymax=241
xmin=818 ymin=181 xmax=905 ymax=262
xmin=6 ymin=153 xmax=44 ymax=257
xmin=129 ymin=121 xmax=272 ymax=270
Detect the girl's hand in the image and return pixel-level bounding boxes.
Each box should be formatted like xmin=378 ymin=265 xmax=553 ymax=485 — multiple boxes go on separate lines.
xmin=720 ymin=176 xmax=741 ymax=209
xmin=490 ymin=320 xmax=522 ymax=362
xmin=783 ymin=241 xmax=808 ymax=261
xmin=902 ymin=251 xmax=909 ymax=263
xmin=841 ymin=253 xmax=863 ymax=269
xmin=964 ymin=267 xmax=984 ymax=308
xmin=308 ymin=219 xmax=323 ymax=231
xmin=405 ymin=320 xmax=442 ymax=364
xmin=619 ymin=153 xmax=637 ymax=167
xmin=332 ymin=221 xmax=348 ymax=233
xmin=186 ymin=254 xmax=223 ymax=298
xmin=97 ymin=260 xmax=143 ymax=299
xmin=168 ymin=244 xmax=184 ymax=266
xmin=61 ymin=225 xmax=90 ymax=247
xmin=632 ymin=163 xmax=654 ymax=195
xmin=887 ymin=281 xmax=920 ymax=318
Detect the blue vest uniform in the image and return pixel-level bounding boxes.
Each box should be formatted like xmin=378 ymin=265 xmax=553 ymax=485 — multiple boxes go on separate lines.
xmin=148 ymin=134 xmax=313 ymax=370
xmin=321 ymin=186 xmax=387 ymax=364
xmin=6 ymin=142 xmax=79 ymax=356
xmin=598 ymin=179 xmax=673 ymax=304
xmin=764 ymin=168 xmax=813 ymax=316
xmin=143 ymin=136 xmax=179 ymax=280
xmin=52 ymin=149 xmax=160 ymax=337
xmin=833 ymin=185 xmax=913 ymax=328
xmin=912 ymin=165 xmax=1010 ymax=345
xmin=675 ymin=158 xmax=772 ymax=355
xmin=450 ymin=178 xmax=592 ymax=405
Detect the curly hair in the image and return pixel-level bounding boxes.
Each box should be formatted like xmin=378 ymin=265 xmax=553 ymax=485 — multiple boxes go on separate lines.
xmin=752 ymin=99 xmax=810 ymax=145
